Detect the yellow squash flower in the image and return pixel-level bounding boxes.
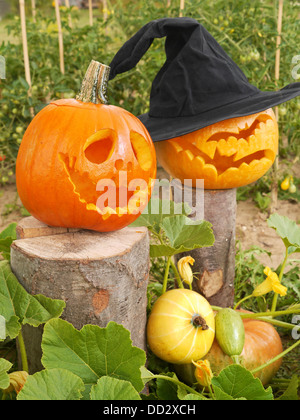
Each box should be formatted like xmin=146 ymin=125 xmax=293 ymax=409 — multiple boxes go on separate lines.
xmin=4 ymin=371 xmax=29 ymax=395
xmin=192 ymin=359 xmax=213 ymax=387
xmin=253 ymin=266 xmax=287 ymax=297
xmin=177 ymin=256 xmax=195 ymax=286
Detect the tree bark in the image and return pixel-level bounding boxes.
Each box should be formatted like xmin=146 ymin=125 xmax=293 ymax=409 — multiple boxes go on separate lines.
xmin=173 ymin=183 xmax=236 ymax=307
xmin=11 ymin=217 xmax=150 ymax=373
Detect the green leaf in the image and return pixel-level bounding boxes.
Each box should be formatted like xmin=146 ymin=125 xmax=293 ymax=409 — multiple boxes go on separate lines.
xmin=90 ymin=376 xmax=141 ymax=400
xmin=0 ymin=358 xmax=12 ymax=390
xmin=277 ymin=375 xmax=299 ymax=400
xmin=0 ymin=223 xmax=17 ymax=261
xmin=267 ymin=214 xmax=300 ymax=253
xmin=156 ymin=372 xmax=179 ymax=400
xmin=150 ymin=215 xmax=214 ymax=257
xmin=41 ymin=319 xmax=146 ymax=394
xmin=140 ymin=366 xmax=154 ymax=385
xmin=0 ymin=260 xmax=65 ymax=339
xmin=162 ymin=215 xmax=214 ymax=250
xmin=17 ymin=368 xmax=85 ymax=400
xmin=130 ymin=198 xmax=191 ymax=234
xmin=212 ymin=365 xmax=274 ymax=400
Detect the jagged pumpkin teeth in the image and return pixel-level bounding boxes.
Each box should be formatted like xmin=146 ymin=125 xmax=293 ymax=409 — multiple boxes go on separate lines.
xmin=199 ymin=141 xmax=217 ymax=159
xmin=155 ymin=108 xmax=278 ymax=189
xmin=216 ymin=137 xmax=238 ymax=157
xmin=169 ymin=141 xmax=183 ymax=153
xmin=183 ymin=149 xmax=194 ymax=161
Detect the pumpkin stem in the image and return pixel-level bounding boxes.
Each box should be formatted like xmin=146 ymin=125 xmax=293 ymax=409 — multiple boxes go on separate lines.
xmin=76 ymin=60 xmax=110 ymax=105
xmin=192 ymin=314 xmax=209 ymax=330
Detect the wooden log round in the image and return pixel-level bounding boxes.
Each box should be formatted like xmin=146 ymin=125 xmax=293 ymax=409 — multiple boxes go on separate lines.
xmin=10 ymin=217 xmax=150 ymax=372
xmin=173 ymin=182 xmax=236 ymax=307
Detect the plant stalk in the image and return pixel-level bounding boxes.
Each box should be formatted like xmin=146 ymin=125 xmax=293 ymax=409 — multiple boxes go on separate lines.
xmin=162 ymin=256 xmax=171 ymax=294
xmin=144 ymin=373 xmax=202 ymax=397
xmin=170 ymin=258 xmax=184 ymax=289
xmin=251 ymin=339 xmax=300 ymax=375
xmin=17 ymin=329 xmax=29 ymax=373
xmin=76 ymin=60 xmax=110 ymax=104
xmin=271 ymin=248 xmax=289 ymax=313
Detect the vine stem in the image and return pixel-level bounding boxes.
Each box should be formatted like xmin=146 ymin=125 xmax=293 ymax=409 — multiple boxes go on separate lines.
xmin=170 ymin=258 xmax=184 ymax=289
xmin=251 ymin=339 xmax=300 ymax=375
xmin=143 ymin=373 xmax=203 ymax=397
xmin=17 ymin=329 xmax=29 ymax=373
xmin=271 ymin=248 xmax=289 ymax=313
xmin=233 ymin=294 xmax=253 ymax=310
xmin=151 ymin=228 xmax=184 ymax=291
xmin=162 ymin=257 xmax=171 ymax=294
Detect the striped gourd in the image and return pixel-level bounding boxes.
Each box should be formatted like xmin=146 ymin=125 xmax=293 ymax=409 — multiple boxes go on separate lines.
xmin=147 ymin=289 xmax=215 ymax=364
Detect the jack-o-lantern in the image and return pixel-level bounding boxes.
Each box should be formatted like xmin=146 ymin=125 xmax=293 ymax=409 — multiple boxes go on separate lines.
xmin=155 ymin=109 xmax=278 ymax=189
xmin=16 ymin=61 xmax=156 ymax=232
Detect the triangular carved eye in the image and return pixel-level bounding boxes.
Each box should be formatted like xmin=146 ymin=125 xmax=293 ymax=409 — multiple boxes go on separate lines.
xmin=84 ymin=129 xmax=117 ymax=164
xmin=130 ymin=131 xmax=153 ymax=171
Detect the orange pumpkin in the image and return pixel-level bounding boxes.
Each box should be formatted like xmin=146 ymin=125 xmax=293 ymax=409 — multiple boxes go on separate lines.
xmin=205 ymin=316 xmax=283 ymax=385
xmin=16 ymin=61 xmax=156 ymax=232
xmin=175 ymin=315 xmax=283 ymax=386
xmin=155 ymin=109 xmax=278 ymax=189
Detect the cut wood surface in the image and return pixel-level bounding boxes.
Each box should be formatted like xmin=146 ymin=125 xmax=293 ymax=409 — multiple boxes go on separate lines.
xmin=11 ymin=218 xmax=150 ymax=372
xmin=16 ymin=216 xmax=79 ymax=239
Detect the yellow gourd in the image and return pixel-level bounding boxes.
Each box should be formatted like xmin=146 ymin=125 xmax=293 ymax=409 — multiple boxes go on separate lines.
xmin=147 ymin=289 xmax=215 ymax=364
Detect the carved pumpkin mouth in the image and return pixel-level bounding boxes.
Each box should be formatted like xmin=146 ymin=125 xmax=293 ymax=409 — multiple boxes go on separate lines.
xmin=169 ymin=118 xmax=275 ymax=175
xmin=59 ymin=153 xmax=152 ymax=221
xmin=155 ymin=110 xmax=278 ymax=189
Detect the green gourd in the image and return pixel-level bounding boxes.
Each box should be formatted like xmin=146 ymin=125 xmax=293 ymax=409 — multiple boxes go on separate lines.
xmin=215 ymin=308 xmax=245 ymax=364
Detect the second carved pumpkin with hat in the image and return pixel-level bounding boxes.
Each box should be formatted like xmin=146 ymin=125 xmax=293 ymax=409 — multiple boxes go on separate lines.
xmin=109 ymin=18 xmax=300 ymax=189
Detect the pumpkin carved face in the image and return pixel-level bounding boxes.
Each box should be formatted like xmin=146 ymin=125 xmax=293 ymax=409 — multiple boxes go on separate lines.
xmin=155 ymin=109 xmax=278 ymax=189
xmin=16 ymin=62 xmax=156 ymax=232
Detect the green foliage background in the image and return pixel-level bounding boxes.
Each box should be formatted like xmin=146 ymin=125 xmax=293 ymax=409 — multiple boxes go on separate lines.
xmin=0 ymin=0 xmax=299 ymax=182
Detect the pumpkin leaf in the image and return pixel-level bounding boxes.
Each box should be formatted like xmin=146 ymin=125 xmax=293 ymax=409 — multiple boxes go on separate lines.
xmin=277 ymin=375 xmax=299 ymax=400
xmin=0 ymin=260 xmax=65 ymax=339
xmin=17 ymin=368 xmax=85 ymax=400
xmin=150 ymin=215 xmax=214 ymax=257
xmin=156 ymin=372 xmax=179 ymax=400
xmin=267 ymin=214 xmax=300 ymax=254
xmin=130 ymin=197 xmax=191 ymax=234
xmin=0 ymin=358 xmax=12 ymax=390
xmin=212 ymin=365 xmax=274 ymax=400
xmin=41 ymin=319 xmax=146 ymax=395
xmin=162 ymin=215 xmax=214 ymax=250
xmin=0 ymin=223 xmax=17 ymax=261
xmin=90 ymin=376 xmax=141 ymax=400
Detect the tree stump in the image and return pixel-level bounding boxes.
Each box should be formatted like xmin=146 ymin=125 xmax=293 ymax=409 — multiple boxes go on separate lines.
xmin=10 ymin=217 xmax=150 ymax=373
xmin=173 ymin=182 xmax=236 ymax=307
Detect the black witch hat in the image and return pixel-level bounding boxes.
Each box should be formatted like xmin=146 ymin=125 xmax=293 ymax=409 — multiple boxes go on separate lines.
xmin=109 ymin=17 xmax=300 ymax=142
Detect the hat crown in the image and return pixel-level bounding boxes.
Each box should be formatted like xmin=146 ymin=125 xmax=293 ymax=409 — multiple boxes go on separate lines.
xmin=149 ymin=21 xmax=260 ymax=117
xmin=110 ymin=18 xmax=259 ymax=118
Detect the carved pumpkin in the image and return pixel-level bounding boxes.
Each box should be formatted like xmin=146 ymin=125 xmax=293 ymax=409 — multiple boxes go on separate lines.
xmin=155 ymin=109 xmax=278 ymax=189
xmin=16 ymin=61 xmax=156 ymax=232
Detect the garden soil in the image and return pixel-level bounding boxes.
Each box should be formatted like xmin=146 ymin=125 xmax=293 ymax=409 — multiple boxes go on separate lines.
xmin=1 ymin=166 xmax=299 ymax=270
